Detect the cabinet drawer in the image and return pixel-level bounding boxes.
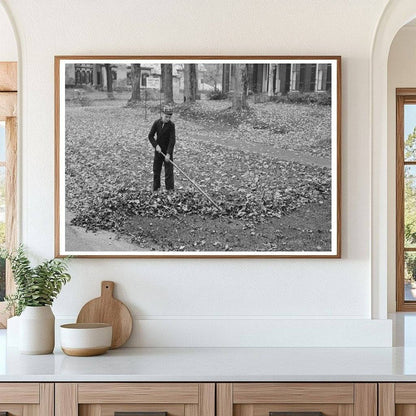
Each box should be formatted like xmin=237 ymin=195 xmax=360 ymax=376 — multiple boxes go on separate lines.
xmin=56 ymin=383 xmax=215 ymax=416
xmin=0 ymin=383 xmax=53 ymax=416
xmin=78 ymin=383 xmax=200 ymax=404
xmin=233 ymin=384 xmax=354 ymax=404
xmin=0 ymin=383 xmax=39 ymax=403
xmin=217 ymin=383 xmax=376 ymax=416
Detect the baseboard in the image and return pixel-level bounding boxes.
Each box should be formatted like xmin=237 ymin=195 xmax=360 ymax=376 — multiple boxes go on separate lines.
xmin=56 ymin=317 xmax=392 ymax=347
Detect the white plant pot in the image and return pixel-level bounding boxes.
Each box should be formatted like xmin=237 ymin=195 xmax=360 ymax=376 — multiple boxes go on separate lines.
xmin=19 ymin=306 xmax=55 ymax=354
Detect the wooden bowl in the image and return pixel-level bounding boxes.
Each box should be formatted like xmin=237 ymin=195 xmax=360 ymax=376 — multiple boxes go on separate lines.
xmin=60 ymin=323 xmax=112 ymax=356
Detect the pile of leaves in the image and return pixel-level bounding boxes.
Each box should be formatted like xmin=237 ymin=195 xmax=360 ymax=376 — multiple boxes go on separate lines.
xmin=71 ymin=170 xmax=329 ymax=234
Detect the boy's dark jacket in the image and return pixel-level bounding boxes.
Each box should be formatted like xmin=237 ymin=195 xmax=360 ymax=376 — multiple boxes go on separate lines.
xmin=148 ymin=118 xmax=176 ymax=155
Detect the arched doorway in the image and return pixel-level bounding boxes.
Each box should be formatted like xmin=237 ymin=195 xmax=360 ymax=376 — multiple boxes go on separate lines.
xmin=371 ymin=0 xmax=416 ymax=319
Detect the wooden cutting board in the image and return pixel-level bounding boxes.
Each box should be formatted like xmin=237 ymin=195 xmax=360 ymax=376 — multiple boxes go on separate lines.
xmin=76 ymin=281 xmax=133 ymax=349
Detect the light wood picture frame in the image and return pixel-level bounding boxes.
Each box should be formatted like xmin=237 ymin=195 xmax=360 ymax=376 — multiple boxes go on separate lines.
xmin=55 ymin=56 xmax=341 ymax=258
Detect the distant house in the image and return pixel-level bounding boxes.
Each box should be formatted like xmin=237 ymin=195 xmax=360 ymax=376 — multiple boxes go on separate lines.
xmin=65 ymin=63 xmax=120 ymax=89
xmin=65 ymin=63 xmax=181 ymax=96
xmin=222 ymin=63 xmax=332 ymax=96
xmin=65 ymin=62 xmax=331 ymax=98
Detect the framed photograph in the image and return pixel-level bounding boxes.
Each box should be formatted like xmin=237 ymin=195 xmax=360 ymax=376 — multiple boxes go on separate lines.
xmin=55 ymin=56 xmax=341 ymax=258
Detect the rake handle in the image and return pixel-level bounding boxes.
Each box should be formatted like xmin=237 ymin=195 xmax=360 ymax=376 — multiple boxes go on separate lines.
xmin=157 ymin=149 xmax=222 ymax=211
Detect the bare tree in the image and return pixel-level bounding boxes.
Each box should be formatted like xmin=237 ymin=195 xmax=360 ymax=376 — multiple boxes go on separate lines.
xmin=162 ymin=64 xmax=174 ymax=104
xmin=222 ymin=64 xmax=230 ymax=94
xmin=267 ymin=64 xmax=275 ymax=98
xmin=184 ymin=64 xmax=197 ymax=103
xmin=104 ymin=64 xmax=114 ymax=99
xmin=128 ymin=64 xmax=141 ymax=104
xmin=231 ymin=64 xmax=248 ymax=110
xmin=204 ymin=64 xmax=222 ymax=91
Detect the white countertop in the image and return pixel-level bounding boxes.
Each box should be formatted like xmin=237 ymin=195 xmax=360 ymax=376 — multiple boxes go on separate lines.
xmin=2 ymin=328 xmax=416 ymax=382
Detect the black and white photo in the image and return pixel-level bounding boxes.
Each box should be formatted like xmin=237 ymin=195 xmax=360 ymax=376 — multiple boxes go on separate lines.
xmin=55 ymin=57 xmax=341 ymax=257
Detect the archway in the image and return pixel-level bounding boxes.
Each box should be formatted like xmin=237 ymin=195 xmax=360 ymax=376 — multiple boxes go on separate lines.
xmin=371 ymin=0 xmax=416 ymax=319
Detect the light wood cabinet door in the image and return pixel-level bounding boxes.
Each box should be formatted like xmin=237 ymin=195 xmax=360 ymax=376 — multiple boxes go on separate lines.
xmin=55 ymin=383 xmax=215 ymax=416
xmin=0 ymin=383 xmax=53 ymax=416
xmin=378 ymin=383 xmax=416 ymax=416
xmin=217 ymin=383 xmax=377 ymax=416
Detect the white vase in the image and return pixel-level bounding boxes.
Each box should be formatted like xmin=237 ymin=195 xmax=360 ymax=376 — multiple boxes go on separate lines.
xmin=19 ymin=306 xmax=55 ymax=354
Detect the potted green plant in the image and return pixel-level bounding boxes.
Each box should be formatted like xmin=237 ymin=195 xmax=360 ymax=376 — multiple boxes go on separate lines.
xmin=2 ymin=245 xmax=71 ymax=354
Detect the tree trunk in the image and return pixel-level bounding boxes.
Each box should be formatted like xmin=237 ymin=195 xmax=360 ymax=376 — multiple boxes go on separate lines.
xmin=161 ymin=64 xmax=165 ymax=93
xmin=105 ymin=64 xmax=114 ymax=99
xmin=128 ymin=64 xmax=141 ymax=104
xmin=268 ymin=64 xmax=275 ymax=98
xmin=222 ymin=64 xmax=230 ymax=94
xmin=183 ymin=65 xmax=189 ymax=101
xmin=252 ymin=64 xmax=261 ymax=94
xmin=231 ymin=64 xmax=248 ymax=110
xmin=184 ymin=64 xmax=197 ymax=103
xmin=163 ymin=64 xmax=174 ymax=104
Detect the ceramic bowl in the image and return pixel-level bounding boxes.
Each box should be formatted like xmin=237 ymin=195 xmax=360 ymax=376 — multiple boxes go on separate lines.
xmin=60 ymin=323 xmax=112 ymax=356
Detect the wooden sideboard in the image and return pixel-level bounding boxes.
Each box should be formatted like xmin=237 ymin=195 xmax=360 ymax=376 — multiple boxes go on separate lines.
xmin=0 ymin=381 xmax=414 ymax=416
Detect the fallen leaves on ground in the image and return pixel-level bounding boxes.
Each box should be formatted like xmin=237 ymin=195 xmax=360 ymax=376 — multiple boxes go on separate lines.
xmin=175 ymin=100 xmax=331 ymax=158
xmin=65 ymin=97 xmax=332 ymax=251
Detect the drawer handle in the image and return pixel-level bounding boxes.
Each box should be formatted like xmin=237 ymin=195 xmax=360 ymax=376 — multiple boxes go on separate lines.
xmin=270 ymin=413 xmax=324 ymax=416
xmin=115 ymin=412 xmax=168 ymax=416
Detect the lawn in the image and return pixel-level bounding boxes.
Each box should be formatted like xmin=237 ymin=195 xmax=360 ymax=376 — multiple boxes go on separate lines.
xmin=65 ymin=95 xmax=332 ymax=252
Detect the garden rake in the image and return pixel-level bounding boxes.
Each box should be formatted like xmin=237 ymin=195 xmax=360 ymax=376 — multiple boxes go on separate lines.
xmin=158 ymin=150 xmax=222 ymax=212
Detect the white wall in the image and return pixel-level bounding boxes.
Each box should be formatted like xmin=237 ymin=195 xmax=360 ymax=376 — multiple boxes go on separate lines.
xmin=0 ymin=0 xmax=393 ymax=346
xmin=0 ymin=3 xmax=17 ymax=61
xmin=387 ymin=25 xmax=416 ymax=312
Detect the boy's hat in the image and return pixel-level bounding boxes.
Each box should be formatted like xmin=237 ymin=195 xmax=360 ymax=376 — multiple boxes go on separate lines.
xmin=162 ymin=106 xmax=173 ymax=115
